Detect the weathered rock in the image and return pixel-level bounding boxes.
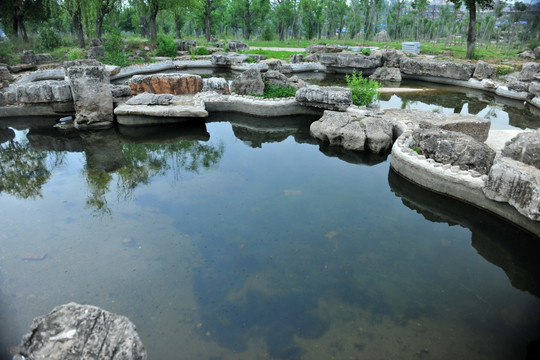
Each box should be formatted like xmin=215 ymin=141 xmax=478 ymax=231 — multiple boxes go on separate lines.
xmin=517 ymin=62 xmax=540 ymax=81
xmin=369 ymin=67 xmax=402 ymax=82
xmin=381 ymin=49 xmax=403 ymax=68
xmin=0 ymin=65 xmax=13 ymax=81
xmin=296 ymin=85 xmax=352 ymax=111
xmin=0 ymin=90 xmax=16 ymax=106
xmin=501 ymin=131 xmax=540 ymax=170
xmin=87 ymin=39 xmax=105 ymax=59
xmin=129 ymin=73 xmax=203 ymax=95
xmin=473 ymin=61 xmax=495 ymax=80
xmin=211 ymin=52 xmax=248 ymax=66
xmin=16 ymin=80 xmax=73 ymax=103
xmin=534 ymin=47 xmax=540 ymax=59
xmin=483 ymin=157 xmax=540 ymax=221
xmin=290 ymin=54 xmax=303 ymax=64
xmin=202 ymin=77 xmax=230 ymax=94
xmin=507 ymin=78 xmax=530 ymax=92
xmin=227 ymin=40 xmax=249 ymax=52
xmin=363 ymin=117 xmax=394 ymax=153
xmin=287 ymin=75 xmax=306 ymax=90
xmin=35 ymin=53 xmax=53 ymax=65
xmin=63 ymin=59 xmax=103 ymax=69
xmin=21 ymin=50 xmax=36 ymax=65
xmin=67 ymin=64 xmax=114 ymax=129
xmin=306 ymin=44 xmax=343 ymax=54
xmin=231 ymin=68 xmax=265 ymax=95
xmin=310 ymin=111 xmax=366 ymax=151
xmin=306 ymin=53 xmax=382 ymax=72
xmin=400 ymin=57 xmax=475 ymax=81
xmin=412 ymin=127 xmax=495 ymax=174
xmin=111 ymin=84 xmax=133 ymax=98
xmin=247 ymin=54 xmax=266 ymax=62
xmin=178 ymin=39 xmax=196 ymax=52
xmin=12 ymin=302 xmax=146 ymax=360
xmin=519 ymin=49 xmax=536 ymax=60
xmin=529 ymin=82 xmax=540 ymax=97
xmin=262 ymin=60 xmax=282 ymax=71
xmin=126 ymin=92 xmax=174 ymax=105
xmin=16 ymin=68 xmax=65 ymax=84
xmin=373 ymin=30 xmax=390 ymax=42
xmin=263 ymin=70 xmax=288 ymax=87
xmin=8 ymin=63 xmax=35 ymax=73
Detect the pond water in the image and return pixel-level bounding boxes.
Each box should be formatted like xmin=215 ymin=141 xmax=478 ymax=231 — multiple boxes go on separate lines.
xmin=0 ymin=108 xmax=540 ymax=360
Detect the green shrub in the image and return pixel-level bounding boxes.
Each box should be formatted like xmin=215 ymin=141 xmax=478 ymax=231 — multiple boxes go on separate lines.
xmin=195 ymin=47 xmax=209 ymax=55
xmin=67 ymin=47 xmax=86 ymax=60
xmin=529 ymin=38 xmax=540 ymax=50
xmin=496 ymin=65 xmax=513 ymax=76
xmin=156 ymin=33 xmax=177 ymax=57
xmin=261 ymin=26 xmax=274 ymax=41
xmin=345 ymin=70 xmax=380 ymax=106
xmin=38 ymin=24 xmax=62 ymax=50
xmin=0 ymin=41 xmax=14 ymax=63
xmin=246 ymin=56 xmax=257 ymax=63
xmin=361 ymin=47 xmax=371 ymax=56
xmin=252 ymin=80 xmax=297 ymax=98
xmin=101 ymin=27 xmax=130 ymax=67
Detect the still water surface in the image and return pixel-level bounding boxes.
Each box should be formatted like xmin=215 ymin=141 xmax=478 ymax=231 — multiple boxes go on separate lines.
xmin=0 ymin=99 xmax=539 ymax=359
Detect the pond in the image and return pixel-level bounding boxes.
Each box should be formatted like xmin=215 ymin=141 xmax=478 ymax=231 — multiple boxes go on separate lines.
xmin=1 ymin=108 xmax=540 ymax=360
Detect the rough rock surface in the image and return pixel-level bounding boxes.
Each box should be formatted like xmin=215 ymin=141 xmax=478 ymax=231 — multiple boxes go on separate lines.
xmin=67 ymin=63 xmax=114 ymax=129
xmin=400 ymin=57 xmax=475 ymax=80
xmin=111 ymin=84 xmax=133 ymax=98
xmin=126 ymin=92 xmax=174 ymax=105
xmin=262 ymin=71 xmax=305 ymax=90
xmin=501 ymin=131 xmax=540 ymax=169
xmin=306 ymin=44 xmax=343 ymax=54
xmin=35 ymin=53 xmax=53 ymax=65
xmin=21 ymin=50 xmax=36 ymax=65
xmin=369 ymin=67 xmax=402 ymax=82
xmin=87 ymin=39 xmax=105 ymax=59
xmin=473 ymin=61 xmax=495 ymax=80
xmin=310 ymin=111 xmax=366 ymax=151
xmin=290 ymin=54 xmax=303 ymax=64
xmin=12 ymin=302 xmax=146 ymax=360
xmin=507 ymin=78 xmax=530 ymax=92
xmin=412 ymin=127 xmax=495 ymax=174
xmin=295 ymin=85 xmax=352 ymax=111
xmin=129 ymin=73 xmax=203 ymax=95
xmin=178 ymin=39 xmax=196 ymax=52
xmin=263 ymin=60 xmax=282 ymax=71
xmin=227 ymin=40 xmax=249 ymax=52
xmin=0 ymin=65 xmax=14 ymax=82
xmin=381 ymin=49 xmax=403 ymax=68
xmin=305 ymin=53 xmax=382 ymax=71
xmin=519 ymin=50 xmax=536 ymax=60
xmin=517 ymin=62 xmax=540 ymax=81
xmin=211 ymin=52 xmax=248 ymax=66
xmin=373 ymin=30 xmax=390 ymax=42
xmin=363 ymin=117 xmax=394 ymax=153
xmin=483 ymin=157 xmax=540 ymax=220
xmin=16 ymin=80 xmax=73 ymax=103
xmin=529 ymin=82 xmax=540 ymax=97
xmin=202 ymin=77 xmax=230 ymax=94
xmin=231 ymin=68 xmax=265 ymax=95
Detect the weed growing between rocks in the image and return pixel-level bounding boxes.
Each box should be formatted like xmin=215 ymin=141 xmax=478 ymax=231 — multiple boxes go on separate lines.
xmin=156 ymin=34 xmax=177 ymax=57
xmin=345 ymin=70 xmax=380 ymax=107
xmin=251 ymin=80 xmax=297 ymax=98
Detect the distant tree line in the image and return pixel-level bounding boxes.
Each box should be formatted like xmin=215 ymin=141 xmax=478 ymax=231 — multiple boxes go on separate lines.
xmin=1 ymin=0 xmax=539 ymax=58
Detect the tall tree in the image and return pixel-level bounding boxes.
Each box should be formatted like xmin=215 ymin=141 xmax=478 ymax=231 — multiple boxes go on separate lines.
xmin=58 ymin=0 xmax=86 ymax=48
xmin=0 ymin=0 xmax=45 ymax=42
xmin=450 ymin=0 xmax=493 ymax=59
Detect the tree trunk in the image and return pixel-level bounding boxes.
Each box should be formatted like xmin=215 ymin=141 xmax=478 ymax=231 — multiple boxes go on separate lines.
xmin=466 ymin=3 xmax=476 ymax=59
xmin=140 ymin=17 xmax=148 ymax=38
xmin=175 ymin=13 xmax=183 ymax=38
xmin=12 ymin=14 xmax=19 ymax=39
xmin=149 ymin=2 xmax=158 ymax=40
xmin=73 ymin=2 xmax=85 ymax=48
xmin=96 ymin=16 xmax=104 ymax=39
xmin=17 ymin=15 xmax=28 ymax=42
xmin=204 ymin=0 xmax=211 ymax=42
xmin=244 ymin=0 xmax=251 ymax=40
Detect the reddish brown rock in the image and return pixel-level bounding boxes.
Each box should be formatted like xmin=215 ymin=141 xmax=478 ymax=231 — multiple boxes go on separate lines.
xmin=129 ymin=73 xmax=203 ymax=95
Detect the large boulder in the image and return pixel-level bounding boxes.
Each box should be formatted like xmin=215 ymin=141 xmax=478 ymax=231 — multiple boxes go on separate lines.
xmin=20 ymin=50 xmax=36 ymax=65
xmin=373 ymin=30 xmax=390 ymax=42
xmin=0 ymin=65 xmax=14 ymax=82
xmin=369 ymin=67 xmax=402 ymax=82
xmin=227 ymin=40 xmax=249 ymax=52
xmin=16 ymin=80 xmax=73 ymax=103
xmin=473 ymin=61 xmax=495 ymax=80
xmin=507 ymin=78 xmax=530 ymax=92
xmin=178 ymin=39 xmax=196 ymax=52
xmin=262 ymin=71 xmax=306 ymax=91
xmin=400 ymin=57 xmax=475 ymax=81
xmin=12 ymin=302 xmax=146 ymax=360
xmin=310 ymin=111 xmax=366 ymax=151
xmin=381 ymin=49 xmax=403 ymax=68
xmin=211 ymin=52 xmax=248 ymax=66
xmin=289 ymin=54 xmax=303 ymax=64
xmin=306 ymin=44 xmax=343 ymax=54
xmin=35 ymin=53 xmax=53 ymax=65
xmin=517 ymin=62 xmax=540 ymax=81
xmin=126 ymin=92 xmax=174 ymax=105
xmin=501 ymin=131 xmax=540 ymax=169
xmin=296 ymin=85 xmax=352 ymax=111
xmin=67 ymin=63 xmax=114 ymax=129
xmin=529 ymin=82 xmax=540 ymax=97
xmin=129 ymin=73 xmax=203 ymax=95
xmin=363 ymin=117 xmax=394 ymax=153
xmin=305 ymin=53 xmax=382 ymax=72
xmin=411 ymin=127 xmax=496 ymax=174
xmin=202 ymin=77 xmax=230 ymax=94
xmin=483 ymin=157 xmax=540 ymax=221
xmin=87 ymin=39 xmax=105 ymax=59
xmin=231 ymin=68 xmax=265 ymax=95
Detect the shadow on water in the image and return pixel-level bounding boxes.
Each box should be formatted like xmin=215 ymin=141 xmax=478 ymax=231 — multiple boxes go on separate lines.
xmin=388 ymin=168 xmax=540 ymax=299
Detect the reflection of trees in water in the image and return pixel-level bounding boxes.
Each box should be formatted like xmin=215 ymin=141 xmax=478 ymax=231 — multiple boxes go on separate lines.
xmin=84 ymin=169 xmax=113 ymax=216
xmin=0 ymin=138 xmax=64 ymax=199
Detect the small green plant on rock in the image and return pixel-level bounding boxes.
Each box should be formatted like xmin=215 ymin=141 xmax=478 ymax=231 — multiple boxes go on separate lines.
xmin=412 ymin=146 xmax=422 ymax=154
xmin=251 ymin=80 xmax=297 ymax=98
xmin=361 ymin=47 xmax=371 ymax=56
xmin=67 ymin=47 xmax=86 ymax=60
xmin=345 ymin=70 xmax=380 ymax=107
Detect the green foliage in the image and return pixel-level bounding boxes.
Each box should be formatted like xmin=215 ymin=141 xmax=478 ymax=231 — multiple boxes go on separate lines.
xmin=156 ymin=33 xmax=177 ymax=57
xmin=0 ymin=41 xmax=14 ymax=63
xmin=345 ymin=71 xmax=380 ymax=107
xmin=101 ymin=27 xmax=130 ymax=67
xmin=246 ymin=56 xmax=257 ymax=63
xmin=496 ymin=65 xmax=513 ymax=76
xmin=67 ymin=48 xmax=86 ymax=61
xmin=243 ymin=48 xmax=304 ymax=61
xmin=195 ymin=47 xmax=210 ymax=55
xmin=412 ymin=146 xmax=422 ymax=154
xmin=38 ymin=24 xmax=62 ymax=51
xmin=361 ymin=47 xmax=371 ymax=56
xmin=252 ymin=80 xmax=297 ymax=98
xmin=528 ymin=38 xmax=540 ymax=50
xmin=261 ymin=26 xmax=274 ymax=41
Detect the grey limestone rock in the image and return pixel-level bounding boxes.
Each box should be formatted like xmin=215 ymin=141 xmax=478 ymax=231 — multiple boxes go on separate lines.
xmin=519 ymin=49 xmax=536 ymax=60
xmin=507 ymin=78 xmax=530 ymax=92
xmin=517 ymin=62 xmax=540 ymax=81
xmin=111 ymin=84 xmax=133 ymax=98
xmin=0 ymin=66 xmax=13 ymax=82
xmin=35 ymin=53 xmax=53 ymax=65
xmin=473 ymin=61 xmax=495 ymax=80
xmin=310 ymin=110 xmax=366 ymax=151
xmin=412 ymin=127 xmax=495 ymax=175
xmin=289 ymin=54 xmax=303 ymax=64
xmin=87 ymin=42 xmax=105 ymax=60
xmin=483 ymin=156 xmax=540 ymax=221
xmin=307 ymin=53 xmax=382 ymax=71
xmin=231 ymin=68 xmax=265 ymax=95
xmin=263 ymin=60 xmax=282 ymax=72
xmin=178 ymin=39 xmax=196 ymax=52
xmin=363 ymin=117 xmax=394 ymax=153
xmin=295 ymin=85 xmax=352 ymax=111
xmin=306 ymin=44 xmax=343 ymax=54
xmin=529 ymin=82 xmax=540 ymax=97
xmin=16 ymin=80 xmax=73 ymax=103
xmin=202 ymin=77 xmax=230 ymax=94
xmin=21 ymin=50 xmax=36 ymax=65
xmin=501 ymin=131 xmax=540 ymax=170
xmin=126 ymin=92 xmax=174 ymax=105
xmin=369 ymin=67 xmax=402 ymax=82
xmin=67 ymin=63 xmax=114 ymax=129
xmin=381 ymin=49 xmax=403 ymax=68
xmin=400 ymin=57 xmax=475 ymax=81
xmin=211 ymin=52 xmax=248 ymax=67
xmin=263 ymin=70 xmax=289 ymax=88
xmin=373 ymin=30 xmax=391 ymax=42
xmin=227 ymin=40 xmax=249 ymax=52
xmin=12 ymin=302 xmax=146 ymax=360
